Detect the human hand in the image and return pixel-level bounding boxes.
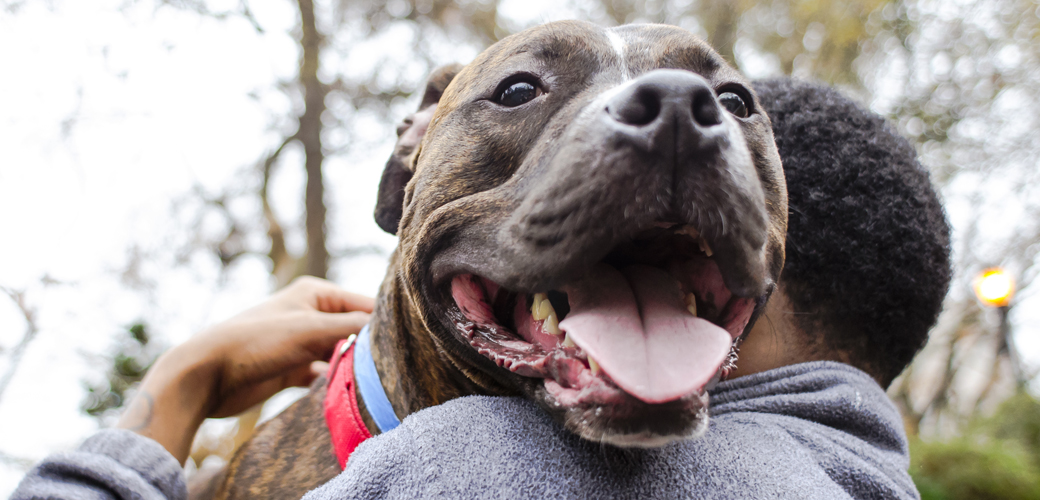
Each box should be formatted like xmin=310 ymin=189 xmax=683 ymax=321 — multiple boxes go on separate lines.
xmin=117 ymin=276 xmax=373 ymax=464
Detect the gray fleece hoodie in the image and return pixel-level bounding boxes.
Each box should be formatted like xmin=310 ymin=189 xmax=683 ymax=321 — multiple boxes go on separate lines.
xmin=11 ymin=361 xmax=919 ymax=500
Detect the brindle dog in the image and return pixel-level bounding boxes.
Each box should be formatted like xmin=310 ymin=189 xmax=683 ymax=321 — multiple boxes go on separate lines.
xmin=205 ymin=20 xmax=786 ymax=499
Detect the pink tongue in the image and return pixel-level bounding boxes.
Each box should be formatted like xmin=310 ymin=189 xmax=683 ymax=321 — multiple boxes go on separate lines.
xmin=558 ymin=264 xmax=731 ymax=404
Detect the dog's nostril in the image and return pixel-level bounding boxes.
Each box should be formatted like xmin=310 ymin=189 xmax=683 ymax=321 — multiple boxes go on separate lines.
xmin=692 ymin=90 xmax=722 ymax=127
xmin=611 ymin=88 xmax=661 ymax=126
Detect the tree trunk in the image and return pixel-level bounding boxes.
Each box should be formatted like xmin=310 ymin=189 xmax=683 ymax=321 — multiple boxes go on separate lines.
xmin=297 ymin=0 xmax=329 ymax=279
xmin=702 ymin=1 xmax=740 ymax=66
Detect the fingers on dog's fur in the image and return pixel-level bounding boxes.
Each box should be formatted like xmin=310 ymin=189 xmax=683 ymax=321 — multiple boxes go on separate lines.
xmin=286 ymin=275 xmax=375 ymax=313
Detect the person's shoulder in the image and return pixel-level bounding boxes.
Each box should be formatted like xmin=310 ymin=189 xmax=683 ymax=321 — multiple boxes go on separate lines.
xmin=706 ymin=362 xmax=920 ymax=500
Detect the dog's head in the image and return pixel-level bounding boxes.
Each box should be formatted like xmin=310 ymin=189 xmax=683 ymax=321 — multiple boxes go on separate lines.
xmin=375 ymin=21 xmax=786 ymax=447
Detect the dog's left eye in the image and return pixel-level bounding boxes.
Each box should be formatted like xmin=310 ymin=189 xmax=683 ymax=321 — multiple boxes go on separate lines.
xmin=496 ymin=81 xmax=541 ymax=107
xmin=718 ymin=92 xmax=749 ymax=118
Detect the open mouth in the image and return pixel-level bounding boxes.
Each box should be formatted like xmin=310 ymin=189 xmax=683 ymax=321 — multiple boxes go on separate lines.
xmin=447 ymin=222 xmax=756 ymax=410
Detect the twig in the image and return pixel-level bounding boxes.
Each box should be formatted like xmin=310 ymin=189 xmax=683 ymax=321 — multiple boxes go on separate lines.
xmin=238 ymin=0 xmax=265 ymax=34
xmin=0 ymin=449 xmax=32 ymax=470
xmin=0 ymin=286 xmax=41 ymax=407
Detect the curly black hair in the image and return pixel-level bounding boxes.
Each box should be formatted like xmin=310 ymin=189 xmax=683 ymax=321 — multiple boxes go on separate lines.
xmin=753 ymin=78 xmax=952 ymax=386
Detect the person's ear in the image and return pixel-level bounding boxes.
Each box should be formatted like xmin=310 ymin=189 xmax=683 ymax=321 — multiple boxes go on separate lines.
xmin=374 ymin=63 xmax=463 ymax=235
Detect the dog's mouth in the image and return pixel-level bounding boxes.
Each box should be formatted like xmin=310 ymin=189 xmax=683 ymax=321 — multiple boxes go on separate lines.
xmin=444 ymin=222 xmax=755 ymax=442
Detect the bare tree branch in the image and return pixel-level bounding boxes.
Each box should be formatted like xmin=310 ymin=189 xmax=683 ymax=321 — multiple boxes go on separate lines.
xmin=0 ymin=286 xmax=41 ymax=406
xmin=259 ymin=134 xmax=300 ymax=287
xmin=237 ymin=0 xmax=264 ymax=34
xmin=0 ymin=449 xmax=32 ymax=470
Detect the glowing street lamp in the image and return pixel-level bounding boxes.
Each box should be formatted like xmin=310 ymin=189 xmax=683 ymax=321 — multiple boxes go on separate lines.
xmin=973 ymin=267 xmax=1021 ymax=386
xmin=974 ymin=267 xmax=1015 ymax=308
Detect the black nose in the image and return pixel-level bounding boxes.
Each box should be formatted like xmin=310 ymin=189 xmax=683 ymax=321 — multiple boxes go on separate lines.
xmin=606 ymin=69 xmax=722 ymax=128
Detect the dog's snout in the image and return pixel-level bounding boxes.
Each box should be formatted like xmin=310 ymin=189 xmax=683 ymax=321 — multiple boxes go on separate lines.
xmin=609 ymin=86 xmax=662 ymax=126
xmin=606 ymin=70 xmax=722 ymax=129
xmin=692 ymin=89 xmax=721 ymax=127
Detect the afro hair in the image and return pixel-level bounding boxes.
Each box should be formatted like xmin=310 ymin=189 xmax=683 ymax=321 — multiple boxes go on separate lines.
xmin=753 ymin=78 xmax=952 ymax=386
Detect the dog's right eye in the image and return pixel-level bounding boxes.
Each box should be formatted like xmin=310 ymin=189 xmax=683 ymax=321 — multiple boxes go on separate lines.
xmin=718 ymin=92 xmax=749 ymax=118
xmin=496 ymin=81 xmax=541 ymax=107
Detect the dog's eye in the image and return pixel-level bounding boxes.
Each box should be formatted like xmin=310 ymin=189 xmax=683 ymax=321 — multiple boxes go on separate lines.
xmin=718 ymin=92 xmax=748 ymax=118
xmin=496 ymin=81 xmax=540 ymax=107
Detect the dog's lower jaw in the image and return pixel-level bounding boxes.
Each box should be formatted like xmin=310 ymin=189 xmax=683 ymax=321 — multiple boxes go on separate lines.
xmin=578 ymin=408 xmax=711 ymax=449
xmin=553 ymin=386 xmax=712 ymax=448
xmin=366 ymin=253 xmax=511 ymax=420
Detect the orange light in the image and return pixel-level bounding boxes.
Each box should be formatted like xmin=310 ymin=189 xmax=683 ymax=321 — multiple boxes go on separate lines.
xmin=974 ymin=268 xmax=1014 ymax=307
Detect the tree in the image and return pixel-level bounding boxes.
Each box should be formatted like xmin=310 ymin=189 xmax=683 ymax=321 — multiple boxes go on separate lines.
xmin=879 ymin=0 xmax=1040 ymax=435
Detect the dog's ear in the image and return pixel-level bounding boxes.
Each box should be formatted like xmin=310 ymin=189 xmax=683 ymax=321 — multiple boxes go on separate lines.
xmin=375 ymin=63 xmax=463 ymax=234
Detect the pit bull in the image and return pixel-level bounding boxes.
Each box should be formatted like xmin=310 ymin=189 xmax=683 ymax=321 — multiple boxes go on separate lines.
xmin=205 ymin=20 xmax=787 ymax=499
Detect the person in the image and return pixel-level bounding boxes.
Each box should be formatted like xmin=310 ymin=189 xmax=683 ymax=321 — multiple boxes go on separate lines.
xmin=11 ymin=78 xmax=951 ymax=499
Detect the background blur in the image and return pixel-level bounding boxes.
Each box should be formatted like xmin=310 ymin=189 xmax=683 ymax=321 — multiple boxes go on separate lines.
xmin=2 ymin=0 xmax=1039 ymax=497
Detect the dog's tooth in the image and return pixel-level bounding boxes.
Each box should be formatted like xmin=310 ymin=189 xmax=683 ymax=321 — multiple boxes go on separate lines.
xmin=531 ymin=293 xmax=549 ymax=320
xmin=676 ymin=225 xmax=700 ymax=239
xmin=589 ymin=356 xmax=601 ymax=375
xmin=698 ymin=236 xmax=713 ymax=257
xmin=544 ymin=311 xmax=561 ymax=336
xmin=538 ymin=300 xmax=555 ymax=322
xmin=563 ymin=332 xmax=576 ymax=348
xmin=685 ymin=292 xmax=698 ymax=317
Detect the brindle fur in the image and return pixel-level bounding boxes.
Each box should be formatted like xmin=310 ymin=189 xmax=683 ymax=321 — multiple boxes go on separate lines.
xmin=210 ymin=379 xmax=337 ymax=498
xmin=196 ymin=67 xmax=473 ymax=500
xmin=199 ymin=21 xmax=786 ymax=499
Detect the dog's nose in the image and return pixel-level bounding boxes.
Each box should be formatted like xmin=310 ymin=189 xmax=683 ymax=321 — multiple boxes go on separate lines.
xmin=606 ymin=69 xmax=722 ymax=129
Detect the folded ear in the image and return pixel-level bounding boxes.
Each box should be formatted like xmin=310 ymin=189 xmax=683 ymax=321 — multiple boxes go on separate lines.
xmin=374 ymin=63 xmax=464 ymax=234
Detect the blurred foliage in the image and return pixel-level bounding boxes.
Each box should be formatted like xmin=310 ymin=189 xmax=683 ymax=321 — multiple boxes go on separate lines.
xmin=81 ymin=323 xmax=163 ymax=425
xmin=978 ymin=391 xmax=1040 ymax=468
xmin=911 ymin=392 xmax=1040 ymax=499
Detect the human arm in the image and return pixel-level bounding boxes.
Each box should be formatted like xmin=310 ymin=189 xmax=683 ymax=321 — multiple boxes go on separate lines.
xmin=115 ymin=276 xmax=372 ymax=464
xmin=12 ymin=276 xmax=372 ymax=499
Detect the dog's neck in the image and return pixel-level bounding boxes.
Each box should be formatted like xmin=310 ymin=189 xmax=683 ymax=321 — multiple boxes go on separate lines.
xmin=359 ymin=250 xmax=495 ymax=434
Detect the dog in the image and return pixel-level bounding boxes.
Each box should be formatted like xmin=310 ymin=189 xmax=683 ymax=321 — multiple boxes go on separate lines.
xmin=205 ymin=20 xmax=787 ymax=499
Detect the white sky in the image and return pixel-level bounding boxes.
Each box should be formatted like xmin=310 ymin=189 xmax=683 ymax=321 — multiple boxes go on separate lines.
xmin=1 ymin=0 xmax=1038 ymax=496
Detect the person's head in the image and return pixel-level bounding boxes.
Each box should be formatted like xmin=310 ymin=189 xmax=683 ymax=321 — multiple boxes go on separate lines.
xmin=732 ymin=78 xmax=952 ymax=387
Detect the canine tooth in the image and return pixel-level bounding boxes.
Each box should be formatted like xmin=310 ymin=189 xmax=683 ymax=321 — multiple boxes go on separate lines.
xmin=589 ymin=356 xmax=601 ymax=375
xmin=698 ymin=236 xmax=713 ymax=257
xmin=563 ymin=333 xmax=576 ymax=348
xmin=685 ymin=292 xmax=698 ymax=317
xmin=531 ymin=293 xmax=549 ymax=320
xmin=538 ymin=300 xmax=555 ymax=322
xmin=544 ymin=312 xmax=561 ymax=335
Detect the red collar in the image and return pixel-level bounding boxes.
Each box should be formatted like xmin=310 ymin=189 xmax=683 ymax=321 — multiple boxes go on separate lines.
xmin=323 ymin=335 xmax=371 ymax=469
